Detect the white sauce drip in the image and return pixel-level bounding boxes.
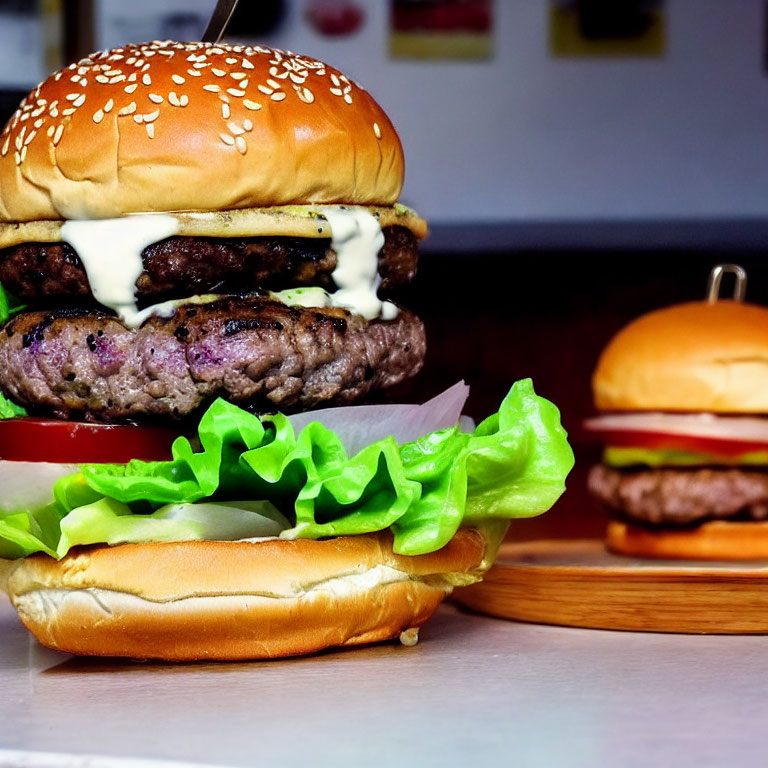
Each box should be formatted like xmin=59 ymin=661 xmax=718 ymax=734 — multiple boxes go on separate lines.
xmin=322 ymin=207 xmax=398 ymax=321
xmin=61 ymin=215 xmax=180 ymax=328
xmin=58 ymin=207 xmax=396 ymax=328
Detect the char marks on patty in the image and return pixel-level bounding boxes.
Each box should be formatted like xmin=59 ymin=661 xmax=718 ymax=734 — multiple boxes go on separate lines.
xmin=0 ymin=298 xmax=425 ymax=422
xmin=0 ymin=226 xmax=417 ymax=302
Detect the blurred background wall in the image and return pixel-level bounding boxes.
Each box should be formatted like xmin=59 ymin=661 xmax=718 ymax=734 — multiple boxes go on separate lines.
xmin=1 ymin=0 xmax=767 ymax=539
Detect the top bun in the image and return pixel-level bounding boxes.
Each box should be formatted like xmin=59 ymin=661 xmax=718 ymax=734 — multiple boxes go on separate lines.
xmin=593 ymin=300 xmax=768 ymax=413
xmin=0 ymin=41 xmax=405 ymax=221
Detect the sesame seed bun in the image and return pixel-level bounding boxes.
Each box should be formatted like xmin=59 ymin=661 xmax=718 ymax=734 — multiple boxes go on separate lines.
xmin=0 ymin=41 xmax=404 ymax=221
xmin=593 ymin=300 xmax=768 ymax=413
xmin=2 ymin=530 xmax=489 ymax=660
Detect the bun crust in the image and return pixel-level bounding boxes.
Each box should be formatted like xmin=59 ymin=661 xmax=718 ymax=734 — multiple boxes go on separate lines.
xmin=0 ymin=41 xmax=404 ymax=221
xmin=593 ymin=300 xmax=768 ymax=413
xmin=4 ymin=530 xmax=487 ymax=660
xmin=606 ymin=519 xmax=768 ymax=560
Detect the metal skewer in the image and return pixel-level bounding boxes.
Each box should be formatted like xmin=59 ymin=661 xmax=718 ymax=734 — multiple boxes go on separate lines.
xmin=201 ymin=0 xmax=241 ymax=43
xmin=706 ymin=263 xmax=747 ymax=303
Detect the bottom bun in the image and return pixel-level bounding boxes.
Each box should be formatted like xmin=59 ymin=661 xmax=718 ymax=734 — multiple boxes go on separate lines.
xmin=606 ymin=519 xmax=768 ymax=561
xmin=3 ymin=530 xmax=488 ymax=661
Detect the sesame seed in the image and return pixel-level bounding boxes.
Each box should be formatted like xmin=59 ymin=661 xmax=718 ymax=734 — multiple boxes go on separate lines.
xmin=240 ymin=79 xmax=249 ymax=89
xmin=133 ymin=114 xmax=144 ymax=124
xmin=289 ymin=72 xmax=304 ymax=84
xmin=179 ymin=94 xmax=189 ymax=107
xmin=118 ymin=102 xmax=136 ymax=116
xmin=142 ymin=74 xmax=151 ymax=85
xmin=204 ymin=84 xmax=221 ymax=93
xmin=270 ymin=92 xmax=286 ymax=102
xmin=243 ymin=119 xmax=253 ymax=131
xmin=227 ymin=88 xmax=245 ymax=97
xmin=169 ymin=92 xmax=181 ymax=107
xmin=222 ymin=103 xmax=231 ymax=119
xmin=243 ymin=99 xmax=262 ymax=111
xmin=53 ymin=124 xmax=63 ymax=144
xmin=331 ymin=74 xmax=340 ymax=86
xmin=143 ymin=109 xmax=160 ymax=122
xmin=373 ymin=123 xmax=381 ymax=139
xmin=219 ymin=133 xmax=234 ymax=146
xmin=96 ymin=75 xmax=109 ymax=84
xmin=235 ymin=136 xmax=247 ymax=154
xmin=0 ymin=137 xmax=8 ymax=156
xmin=230 ymin=72 xmax=246 ymax=80
xmin=128 ymin=72 xmax=138 ymax=82
xmin=104 ymin=99 xmax=114 ymax=112
xmin=267 ymin=79 xmax=280 ymax=89
xmin=257 ymin=85 xmax=273 ymax=95
xmin=65 ymin=93 xmax=81 ymax=101
xmin=93 ymin=110 xmax=104 ymax=123
xmin=330 ymin=88 xmax=343 ymax=96
xmin=228 ymin=121 xmax=244 ymax=135
xmin=226 ymin=57 xmax=237 ymax=64
xmin=212 ymin=68 xmax=226 ymax=77
xmin=109 ymin=75 xmax=126 ymax=84
xmin=148 ymin=93 xmax=163 ymax=104
xmin=20 ymin=145 xmax=27 ymax=162
xmin=46 ymin=125 xmax=55 ymax=137
xmin=172 ymin=74 xmax=185 ymax=84
xmin=125 ymin=84 xmax=138 ymax=94
xmin=33 ymin=118 xmax=44 ymax=129
xmin=344 ymin=94 xmax=352 ymax=104
xmin=146 ymin=123 xmax=155 ymax=139
xmin=187 ymin=69 xmax=202 ymax=77
xmin=297 ymin=87 xmax=314 ymax=103
xmin=50 ymin=108 xmax=59 ymax=118
xmin=62 ymin=107 xmax=76 ymax=116
xmin=242 ymin=59 xmax=254 ymax=70
xmin=13 ymin=151 xmax=20 ymax=165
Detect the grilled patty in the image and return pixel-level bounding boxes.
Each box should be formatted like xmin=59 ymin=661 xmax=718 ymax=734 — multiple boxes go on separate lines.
xmin=588 ymin=463 xmax=768 ymax=526
xmin=0 ymin=226 xmax=418 ymax=302
xmin=0 ymin=298 xmax=425 ymax=422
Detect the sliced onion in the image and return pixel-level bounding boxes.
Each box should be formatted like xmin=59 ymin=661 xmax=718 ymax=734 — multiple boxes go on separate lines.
xmin=583 ymin=413 xmax=768 ymax=443
xmin=287 ymin=381 xmax=470 ymax=456
xmin=0 ymin=460 xmax=78 ymax=514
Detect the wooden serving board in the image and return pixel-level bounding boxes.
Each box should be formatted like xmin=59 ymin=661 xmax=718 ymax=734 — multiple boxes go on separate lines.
xmin=451 ymin=539 xmax=768 ymax=634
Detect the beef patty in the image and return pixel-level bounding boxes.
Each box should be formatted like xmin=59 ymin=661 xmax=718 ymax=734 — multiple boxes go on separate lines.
xmin=588 ymin=464 xmax=768 ymax=526
xmin=0 ymin=298 xmax=425 ymax=422
xmin=0 ymin=225 xmax=418 ymax=302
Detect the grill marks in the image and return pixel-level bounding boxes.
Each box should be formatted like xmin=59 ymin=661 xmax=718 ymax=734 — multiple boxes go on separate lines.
xmin=0 ymin=298 xmax=425 ymax=422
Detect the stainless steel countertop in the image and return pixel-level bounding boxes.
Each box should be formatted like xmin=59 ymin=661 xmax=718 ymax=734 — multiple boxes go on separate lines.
xmin=0 ymin=596 xmax=764 ymax=768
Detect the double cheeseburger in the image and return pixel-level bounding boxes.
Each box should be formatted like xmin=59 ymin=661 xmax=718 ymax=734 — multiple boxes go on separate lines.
xmin=0 ymin=41 xmax=573 ymax=660
xmin=586 ymin=292 xmax=768 ymax=560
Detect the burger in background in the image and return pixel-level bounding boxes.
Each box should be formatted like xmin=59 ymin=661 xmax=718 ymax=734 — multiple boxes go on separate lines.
xmin=0 ymin=40 xmax=574 ymax=660
xmin=586 ymin=264 xmax=768 ymax=560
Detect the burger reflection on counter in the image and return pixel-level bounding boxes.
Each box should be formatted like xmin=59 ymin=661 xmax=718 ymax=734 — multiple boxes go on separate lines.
xmin=585 ymin=264 xmax=768 ymax=561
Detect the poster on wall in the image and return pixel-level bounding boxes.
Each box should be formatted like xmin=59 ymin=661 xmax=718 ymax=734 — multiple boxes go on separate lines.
xmin=389 ymin=0 xmax=493 ymax=60
xmin=549 ymin=0 xmax=665 ymax=58
xmin=0 ymin=0 xmax=62 ymax=89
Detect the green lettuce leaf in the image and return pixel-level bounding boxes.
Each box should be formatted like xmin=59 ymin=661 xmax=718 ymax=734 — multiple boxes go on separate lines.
xmin=0 ymin=392 xmax=26 ymax=419
xmin=2 ymin=379 xmax=574 ymax=558
xmin=0 ymin=282 xmax=26 ymax=326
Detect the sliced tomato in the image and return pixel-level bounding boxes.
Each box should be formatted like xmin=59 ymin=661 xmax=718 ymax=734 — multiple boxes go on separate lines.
xmin=0 ymin=418 xmax=178 ymax=464
xmin=583 ymin=413 xmax=768 ymax=457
